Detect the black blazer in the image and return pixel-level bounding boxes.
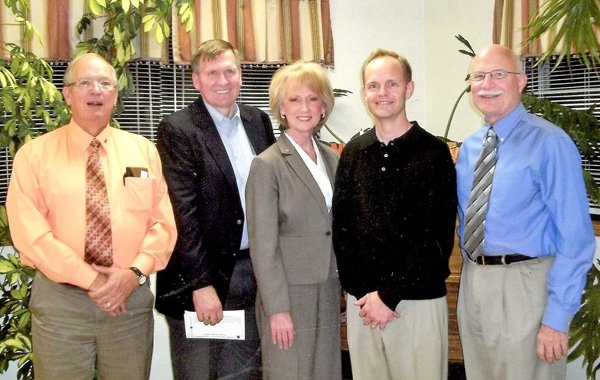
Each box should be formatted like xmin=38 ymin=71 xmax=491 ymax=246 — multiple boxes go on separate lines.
xmin=155 ymin=97 xmax=275 ymax=319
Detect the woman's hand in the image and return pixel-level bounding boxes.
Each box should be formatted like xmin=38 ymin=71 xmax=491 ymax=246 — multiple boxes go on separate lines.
xmin=270 ymin=311 xmax=295 ymax=349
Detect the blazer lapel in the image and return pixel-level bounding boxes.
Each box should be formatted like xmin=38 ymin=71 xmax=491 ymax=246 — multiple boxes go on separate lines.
xmin=189 ymin=98 xmax=239 ymax=195
xmin=278 ymin=134 xmax=330 ymax=216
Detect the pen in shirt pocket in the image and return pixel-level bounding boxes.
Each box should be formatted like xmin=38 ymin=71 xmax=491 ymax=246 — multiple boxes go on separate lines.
xmin=123 ymin=167 xmax=149 ymax=184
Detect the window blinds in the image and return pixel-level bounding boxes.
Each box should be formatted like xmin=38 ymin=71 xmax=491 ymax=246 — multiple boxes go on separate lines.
xmin=523 ymin=56 xmax=600 ymax=214
xmin=0 ymin=61 xmax=280 ymax=204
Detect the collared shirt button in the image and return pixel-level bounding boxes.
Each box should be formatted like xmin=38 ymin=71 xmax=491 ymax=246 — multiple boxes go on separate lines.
xmin=381 ymin=167 xmax=386 ymax=172
xmin=325 ymin=231 xmax=332 ymax=236
xmin=236 ymin=219 xmax=242 ymax=225
xmin=384 ymin=153 xmax=388 ymax=158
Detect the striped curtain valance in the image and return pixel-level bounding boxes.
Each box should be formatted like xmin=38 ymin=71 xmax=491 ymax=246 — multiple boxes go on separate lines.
xmin=173 ymin=0 xmax=333 ymax=64
xmin=0 ymin=0 xmax=334 ymax=65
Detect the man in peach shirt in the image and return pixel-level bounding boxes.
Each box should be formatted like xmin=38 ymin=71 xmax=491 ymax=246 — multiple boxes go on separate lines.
xmin=6 ymin=53 xmax=177 ymax=379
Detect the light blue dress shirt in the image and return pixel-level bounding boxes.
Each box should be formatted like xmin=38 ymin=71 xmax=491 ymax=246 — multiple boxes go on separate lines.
xmin=205 ymin=101 xmax=256 ymax=250
xmin=456 ymin=102 xmax=595 ymax=332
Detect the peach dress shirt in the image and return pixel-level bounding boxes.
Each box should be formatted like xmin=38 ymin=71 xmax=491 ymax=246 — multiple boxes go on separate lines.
xmin=7 ymin=122 xmax=177 ymax=289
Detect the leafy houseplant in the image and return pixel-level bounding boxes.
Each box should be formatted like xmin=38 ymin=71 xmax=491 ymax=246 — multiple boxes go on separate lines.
xmin=322 ymin=88 xmax=353 ymax=145
xmin=0 ymin=1 xmax=70 ymax=375
xmin=523 ymin=0 xmax=600 ymax=71
xmin=0 ymin=206 xmax=35 ymax=379
xmin=569 ymin=264 xmax=600 ymax=379
xmin=0 ymin=1 xmax=193 ymax=378
xmin=74 ymin=0 xmax=194 ymax=116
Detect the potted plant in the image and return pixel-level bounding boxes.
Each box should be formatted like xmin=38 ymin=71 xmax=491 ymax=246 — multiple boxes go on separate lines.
xmin=0 ymin=1 xmax=193 ymax=378
xmin=1 ymin=2 xmax=70 ymax=374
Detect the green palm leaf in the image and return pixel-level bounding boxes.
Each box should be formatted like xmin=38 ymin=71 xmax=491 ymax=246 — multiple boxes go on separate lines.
xmin=524 ymin=0 xmax=600 ymax=70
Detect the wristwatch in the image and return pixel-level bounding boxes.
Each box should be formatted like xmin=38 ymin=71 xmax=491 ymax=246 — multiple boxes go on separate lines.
xmin=129 ymin=267 xmax=148 ymax=286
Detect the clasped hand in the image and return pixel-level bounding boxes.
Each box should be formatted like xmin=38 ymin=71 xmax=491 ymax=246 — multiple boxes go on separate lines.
xmin=355 ymin=291 xmax=400 ymax=330
xmin=87 ymin=264 xmax=138 ymax=316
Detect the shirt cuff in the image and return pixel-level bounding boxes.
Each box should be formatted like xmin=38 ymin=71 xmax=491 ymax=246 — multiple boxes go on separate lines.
xmin=378 ymin=289 xmax=401 ymax=312
xmin=131 ymin=253 xmax=157 ymax=276
xmin=69 ymin=263 xmax=101 ymax=290
xmin=541 ymin=305 xmax=571 ymax=333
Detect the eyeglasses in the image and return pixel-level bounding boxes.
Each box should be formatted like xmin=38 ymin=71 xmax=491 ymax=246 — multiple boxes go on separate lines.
xmin=66 ymin=79 xmax=116 ymax=92
xmin=467 ymin=69 xmax=521 ymax=82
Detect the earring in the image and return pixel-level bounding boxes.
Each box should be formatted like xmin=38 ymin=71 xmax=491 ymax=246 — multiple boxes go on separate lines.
xmin=281 ymin=114 xmax=286 ymax=119
xmin=321 ymin=113 xmax=325 ymax=119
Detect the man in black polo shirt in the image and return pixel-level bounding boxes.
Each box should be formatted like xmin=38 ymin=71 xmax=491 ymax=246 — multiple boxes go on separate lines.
xmin=332 ymin=48 xmax=457 ymax=380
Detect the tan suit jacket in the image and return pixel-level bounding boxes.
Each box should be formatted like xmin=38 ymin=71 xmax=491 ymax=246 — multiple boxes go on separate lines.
xmin=246 ymin=133 xmax=339 ymax=316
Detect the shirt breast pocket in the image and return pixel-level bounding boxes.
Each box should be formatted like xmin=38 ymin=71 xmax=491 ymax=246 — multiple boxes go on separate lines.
xmin=122 ymin=177 xmax=154 ymax=211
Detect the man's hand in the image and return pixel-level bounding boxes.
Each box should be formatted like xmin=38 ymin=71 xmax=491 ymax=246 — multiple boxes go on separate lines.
xmin=193 ymin=286 xmax=223 ymax=326
xmin=536 ymin=324 xmax=568 ymax=363
xmin=355 ymin=291 xmax=400 ymax=330
xmin=269 ymin=312 xmax=295 ymax=349
xmin=88 ymin=265 xmax=138 ymax=316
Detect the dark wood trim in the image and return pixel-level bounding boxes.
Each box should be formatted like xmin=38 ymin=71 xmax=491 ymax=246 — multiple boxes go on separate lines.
xmin=592 ymin=219 xmax=600 ymax=237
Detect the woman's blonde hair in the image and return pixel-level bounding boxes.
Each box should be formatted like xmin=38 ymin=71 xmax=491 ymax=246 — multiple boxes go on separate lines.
xmin=269 ymin=61 xmax=334 ymax=131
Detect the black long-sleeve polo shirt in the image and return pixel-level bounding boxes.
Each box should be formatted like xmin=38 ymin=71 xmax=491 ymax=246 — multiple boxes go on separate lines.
xmin=332 ymin=122 xmax=457 ymax=310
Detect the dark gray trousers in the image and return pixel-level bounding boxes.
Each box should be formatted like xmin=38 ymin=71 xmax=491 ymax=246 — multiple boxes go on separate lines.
xmin=167 ymin=258 xmax=261 ymax=380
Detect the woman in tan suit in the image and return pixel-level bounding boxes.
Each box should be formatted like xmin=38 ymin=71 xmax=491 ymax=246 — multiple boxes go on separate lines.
xmin=246 ymin=62 xmax=341 ymax=380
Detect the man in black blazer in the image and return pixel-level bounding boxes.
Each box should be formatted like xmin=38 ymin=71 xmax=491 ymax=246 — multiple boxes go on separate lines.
xmin=155 ymin=39 xmax=275 ymax=380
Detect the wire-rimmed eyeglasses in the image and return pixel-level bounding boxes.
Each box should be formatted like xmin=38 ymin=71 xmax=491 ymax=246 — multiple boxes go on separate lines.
xmin=467 ymin=69 xmax=521 ymax=82
xmin=66 ymin=79 xmax=116 ymax=92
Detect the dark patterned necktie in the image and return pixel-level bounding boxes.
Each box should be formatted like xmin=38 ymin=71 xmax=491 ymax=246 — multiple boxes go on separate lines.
xmin=84 ymin=138 xmax=113 ymax=267
xmin=463 ymin=127 xmax=498 ymax=260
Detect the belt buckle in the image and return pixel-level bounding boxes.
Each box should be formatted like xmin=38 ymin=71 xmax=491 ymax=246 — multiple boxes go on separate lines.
xmin=479 ymin=256 xmax=486 ymax=265
xmin=501 ymin=255 xmax=507 ymax=265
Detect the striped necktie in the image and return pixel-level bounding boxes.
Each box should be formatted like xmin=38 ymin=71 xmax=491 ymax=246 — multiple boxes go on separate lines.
xmin=84 ymin=138 xmax=113 ymax=267
xmin=463 ymin=127 xmax=498 ymax=260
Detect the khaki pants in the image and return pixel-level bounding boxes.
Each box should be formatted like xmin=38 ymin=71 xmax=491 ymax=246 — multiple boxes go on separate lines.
xmin=346 ymin=294 xmax=448 ymax=380
xmin=29 ymin=272 xmax=154 ymax=380
xmin=458 ymin=257 xmax=566 ymax=380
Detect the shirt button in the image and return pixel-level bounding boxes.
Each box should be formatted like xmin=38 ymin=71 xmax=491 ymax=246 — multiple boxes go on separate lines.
xmin=384 ymin=153 xmax=388 ymax=158
xmin=236 ymin=220 xmax=242 ymax=225
xmin=325 ymin=231 xmax=332 ymax=236
xmin=381 ymin=167 xmax=386 ymax=172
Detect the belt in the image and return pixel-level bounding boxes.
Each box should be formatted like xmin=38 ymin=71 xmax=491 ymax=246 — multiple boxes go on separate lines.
xmin=474 ymin=254 xmax=535 ymax=266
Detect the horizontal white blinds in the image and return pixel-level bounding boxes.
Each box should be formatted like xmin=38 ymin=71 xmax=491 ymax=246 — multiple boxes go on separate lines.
xmin=0 ymin=61 xmax=280 ymax=204
xmin=523 ymin=56 xmax=600 ymax=213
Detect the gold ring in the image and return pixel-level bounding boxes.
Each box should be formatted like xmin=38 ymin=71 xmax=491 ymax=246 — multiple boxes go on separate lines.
xmin=106 ymin=302 xmax=111 ymax=308
xmin=370 ymin=323 xmax=377 ymax=329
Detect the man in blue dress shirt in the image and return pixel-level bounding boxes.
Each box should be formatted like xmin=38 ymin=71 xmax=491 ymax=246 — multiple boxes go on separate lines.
xmin=456 ymin=44 xmax=595 ymax=380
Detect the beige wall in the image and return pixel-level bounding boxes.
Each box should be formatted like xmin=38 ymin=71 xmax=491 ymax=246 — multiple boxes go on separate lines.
xmin=323 ymin=0 xmax=495 ymax=144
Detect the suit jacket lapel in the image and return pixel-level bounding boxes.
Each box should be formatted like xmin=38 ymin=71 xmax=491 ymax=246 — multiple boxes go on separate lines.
xmin=189 ymin=98 xmax=239 ymax=195
xmin=241 ymin=109 xmax=263 ymax=154
xmin=278 ymin=134 xmax=330 ymax=216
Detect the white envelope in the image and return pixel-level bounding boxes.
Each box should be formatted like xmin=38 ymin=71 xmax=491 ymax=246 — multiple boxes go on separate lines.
xmin=184 ymin=310 xmax=246 ymax=340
